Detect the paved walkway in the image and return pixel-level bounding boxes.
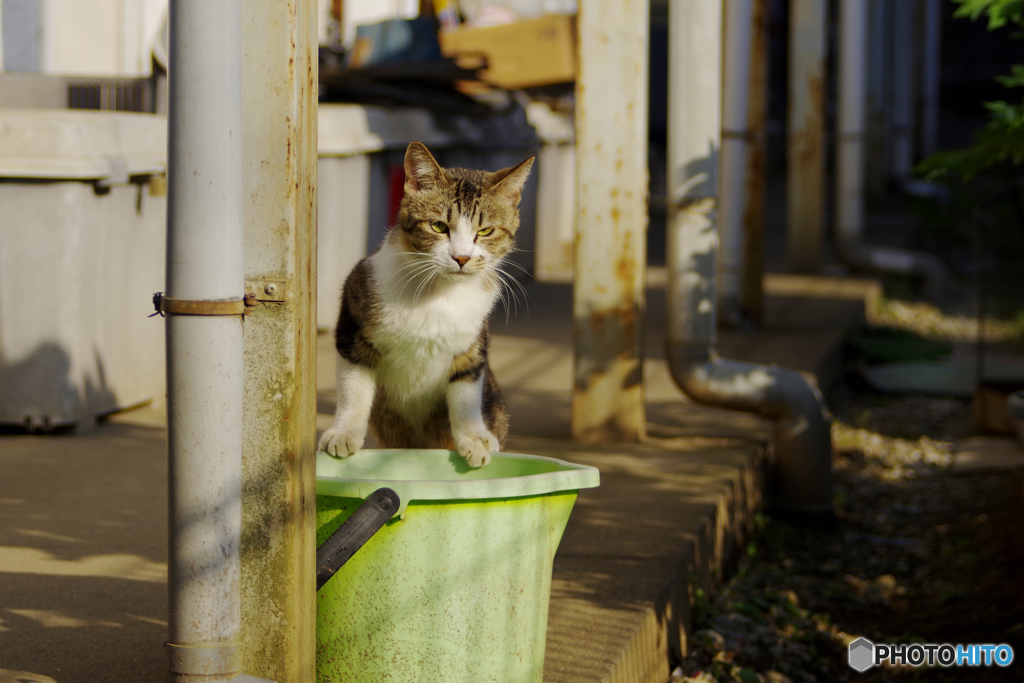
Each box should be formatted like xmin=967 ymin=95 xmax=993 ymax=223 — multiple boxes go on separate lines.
xmin=0 ymin=274 xmax=873 ymax=683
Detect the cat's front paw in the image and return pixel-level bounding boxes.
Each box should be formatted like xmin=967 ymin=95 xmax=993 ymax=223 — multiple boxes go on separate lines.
xmin=454 ymin=429 xmax=499 ymax=468
xmin=318 ymin=427 xmax=365 ymax=458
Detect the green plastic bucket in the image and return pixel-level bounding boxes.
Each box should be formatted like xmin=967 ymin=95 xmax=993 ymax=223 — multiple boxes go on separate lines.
xmin=315 ymin=449 xmax=599 ymax=683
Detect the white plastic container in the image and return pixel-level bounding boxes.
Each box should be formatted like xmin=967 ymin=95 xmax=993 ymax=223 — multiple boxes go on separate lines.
xmin=525 ymin=102 xmax=576 ymax=282
xmin=0 ymin=108 xmax=167 ymax=430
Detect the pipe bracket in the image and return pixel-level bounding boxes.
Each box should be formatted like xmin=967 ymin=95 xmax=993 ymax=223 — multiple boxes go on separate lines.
xmin=166 ymin=641 xmax=240 ymax=675
xmin=152 ymin=292 xmax=247 ymax=317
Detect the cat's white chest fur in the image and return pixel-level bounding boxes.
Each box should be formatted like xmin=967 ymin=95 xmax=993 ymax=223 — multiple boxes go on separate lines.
xmin=369 ymin=251 xmax=496 ymax=417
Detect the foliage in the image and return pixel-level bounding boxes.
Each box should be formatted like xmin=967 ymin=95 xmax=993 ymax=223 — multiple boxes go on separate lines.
xmin=917 ymin=0 xmax=1024 ymax=179
xmin=951 ymin=0 xmax=1024 ymax=29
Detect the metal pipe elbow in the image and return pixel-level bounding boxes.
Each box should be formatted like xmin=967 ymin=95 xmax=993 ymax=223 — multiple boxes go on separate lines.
xmin=666 ymin=343 xmax=834 ymax=513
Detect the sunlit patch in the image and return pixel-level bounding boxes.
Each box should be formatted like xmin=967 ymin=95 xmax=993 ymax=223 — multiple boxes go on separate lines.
xmin=7 ymin=609 xmax=122 ymax=628
xmin=0 ymin=547 xmax=166 ymax=582
xmin=14 ymin=529 xmax=85 ymax=544
xmin=0 ymin=669 xmax=58 ymax=683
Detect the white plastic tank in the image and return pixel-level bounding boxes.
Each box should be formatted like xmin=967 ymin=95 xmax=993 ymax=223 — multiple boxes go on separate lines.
xmin=0 ymin=108 xmax=167 ymax=430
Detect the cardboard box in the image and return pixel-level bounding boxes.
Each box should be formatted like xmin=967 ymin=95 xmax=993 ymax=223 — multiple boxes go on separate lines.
xmin=439 ymin=15 xmax=576 ymax=90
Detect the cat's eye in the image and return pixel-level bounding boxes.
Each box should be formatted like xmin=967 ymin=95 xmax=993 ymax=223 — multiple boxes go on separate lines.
xmin=477 ymin=227 xmax=494 ymax=237
xmin=430 ymin=221 xmax=449 ymax=233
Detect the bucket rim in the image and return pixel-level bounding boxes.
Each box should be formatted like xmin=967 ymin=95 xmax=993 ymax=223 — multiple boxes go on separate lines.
xmin=316 ymin=449 xmax=599 ymax=509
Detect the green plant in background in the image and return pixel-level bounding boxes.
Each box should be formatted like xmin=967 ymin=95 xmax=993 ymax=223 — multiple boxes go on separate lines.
xmin=917 ymin=0 xmax=1024 ymax=180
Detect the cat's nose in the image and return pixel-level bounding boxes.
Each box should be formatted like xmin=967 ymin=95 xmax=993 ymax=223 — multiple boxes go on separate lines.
xmin=452 ymin=255 xmax=470 ymax=268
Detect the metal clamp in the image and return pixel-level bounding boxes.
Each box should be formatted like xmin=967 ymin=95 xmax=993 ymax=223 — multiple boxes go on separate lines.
xmin=151 ymin=292 xmax=247 ymax=317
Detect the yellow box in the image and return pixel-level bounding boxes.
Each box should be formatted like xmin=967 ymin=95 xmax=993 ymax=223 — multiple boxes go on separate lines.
xmin=440 ymin=15 xmax=576 ymax=90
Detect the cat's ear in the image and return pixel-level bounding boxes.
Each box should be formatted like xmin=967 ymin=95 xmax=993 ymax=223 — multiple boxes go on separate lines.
xmin=490 ymin=156 xmax=535 ymax=207
xmin=404 ymin=142 xmax=444 ymax=196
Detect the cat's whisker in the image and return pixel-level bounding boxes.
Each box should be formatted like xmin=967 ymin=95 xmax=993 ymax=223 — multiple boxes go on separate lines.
xmin=500 ymin=259 xmax=535 ymax=280
xmin=484 ymin=266 xmax=524 ymax=321
xmin=487 ymin=270 xmax=512 ymax=324
xmin=380 ymin=257 xmax=434 ymax=286
xmin=413 ymin=266 xmax=442 ymax=304
xmin=392 ymin=262 xmax=438 ymax=301
xmin=396 ymin=270 xmax=437 ymax=302
xmin=491 ymin=266 xmax=529 ymax=319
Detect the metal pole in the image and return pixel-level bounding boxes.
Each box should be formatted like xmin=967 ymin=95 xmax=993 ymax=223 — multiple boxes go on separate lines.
xmin=165 ymin=0 xmax=248 ymax=680
xmin=836 ymin=0 xmax=947 ymax=299
xmin=572 ymin=0 xmax=649 ymax=443
xmin=920 ymin=0 xmax=942 ymax=158
xmin=719 ymin=0 xmax=756 ymax=326
xmin=865 ymin=0 xmax=891 ymax=202
xmin=785 ymin=0 xmax=827 ymax=272
xmin=740 ymin=0 xmax=769 ymax=325
xmin=238 ymin=0 xmax=318 ymax=679
xmin=836 ymin=0 xmax=869 ymax=267
xmin=889 ymin=0 xmax=917 ymax=179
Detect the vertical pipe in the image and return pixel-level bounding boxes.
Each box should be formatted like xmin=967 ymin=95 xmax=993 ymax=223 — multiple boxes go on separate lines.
xmin=238 ymin=0 xmax=317 ymax=679
xmin=719 ymin=0 xmax=755 ymax=326
xmin=864 ymin=0 xmax=890 ymax=202
xmin=889 ymin=0 xmax=917 ymax=179
xmin=740 ymin=0 xmax=769 ymax=325
xmin=920 ymin=0 xmax=942 ymax=158
xmin=572 ymin=0 xmax=649 ymax=443
xmin=836 ymin=0 xmax=868 ymax=265
xmin=786 ymin=0 xmax=828 ymax=272
xmin=667 ymin=0 xmax=722 ymax=358
xmin=165 ymin=0 xmax=245 ymax=681
xmin=836 ymin=0 xmax=947 ymax=299
xmin=667 ymin=0 xmax=833 ymax=513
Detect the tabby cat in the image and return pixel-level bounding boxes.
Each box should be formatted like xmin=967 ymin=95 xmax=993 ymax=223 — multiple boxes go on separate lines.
xmin=318 ymin=141 xmax=534 ymax=468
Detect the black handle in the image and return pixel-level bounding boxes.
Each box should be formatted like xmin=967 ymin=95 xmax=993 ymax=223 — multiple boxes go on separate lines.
xmin=316 ymin=487 xmax=400 ymax=592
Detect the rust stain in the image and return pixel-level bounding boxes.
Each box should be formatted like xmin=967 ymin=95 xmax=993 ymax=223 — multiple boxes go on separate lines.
xmin=616 ymin=255 xmax=634 ymax=284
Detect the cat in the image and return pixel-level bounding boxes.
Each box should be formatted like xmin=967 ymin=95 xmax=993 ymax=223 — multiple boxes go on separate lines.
xmin=317 ymin=141 xmax=534 ymax=468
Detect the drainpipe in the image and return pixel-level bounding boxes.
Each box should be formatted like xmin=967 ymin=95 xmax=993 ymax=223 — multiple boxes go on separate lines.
xmin=836 ymin=0 xmax=946 ymax=300
xmin=165 ymin=1 xmax=272 ymax=681
xmin=739 ymin=0 xmax=770 ymax=327
xmin=889 ymin=0 xmax=916 ymax=181
xmin=718 ymin=0 xmax=755 ymax=326
xmin=919 ymin=0 xmax=942 ymax=158
xmin=666 ymin=0 xmax=833 ymax=513
xmin=786 ymin=0 xmax=828 ymax=273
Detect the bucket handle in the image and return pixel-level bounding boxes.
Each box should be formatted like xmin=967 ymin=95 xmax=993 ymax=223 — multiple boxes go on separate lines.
xmin=316 ymin=487 xmax=400 ymax=591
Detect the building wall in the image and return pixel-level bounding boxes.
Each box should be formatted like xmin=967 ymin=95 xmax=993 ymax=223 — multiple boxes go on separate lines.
xmin=1 ymin=0 xmax=166 ymax=77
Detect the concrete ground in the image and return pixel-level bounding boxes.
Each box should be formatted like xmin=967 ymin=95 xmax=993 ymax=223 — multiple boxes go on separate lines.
xmin=0 ymin=274 xmax=874 ymax=683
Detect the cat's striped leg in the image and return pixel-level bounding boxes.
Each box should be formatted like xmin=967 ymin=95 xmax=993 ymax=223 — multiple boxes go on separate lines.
xmin=447 ymin=370 xmax=499 ymax=468
xmin=318 ymin=354 xmax=376 ymax=457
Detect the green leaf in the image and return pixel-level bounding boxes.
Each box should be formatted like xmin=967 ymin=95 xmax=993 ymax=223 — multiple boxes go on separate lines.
xmin=997 ymin=64 xmax=1024 ymax=88
xmin=952 ymin=0 xmax=1024 ymax=29
xmin=736 ymin=669 xmax=760 ymax=683
xmin=733 ymin=601 xmax=763 ymax=620
xmin=916 ymin=97 xmax=1024 ymax=179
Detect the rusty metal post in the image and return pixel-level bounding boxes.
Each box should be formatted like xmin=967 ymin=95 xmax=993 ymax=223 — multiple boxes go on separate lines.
xmin=741 ymin=0 xmax=769 ymax=325
xmin=786 ymin=0 xmax=827 ymax=272
xmin=572 ymin=0 xmax=649 ymax=443
xmin=238 ymin=0 xmax=318 ymax=680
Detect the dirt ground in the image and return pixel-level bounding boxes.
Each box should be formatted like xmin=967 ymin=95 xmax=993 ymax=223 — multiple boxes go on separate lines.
xmin=671 ymin=298 xmax=1024 ymax=683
